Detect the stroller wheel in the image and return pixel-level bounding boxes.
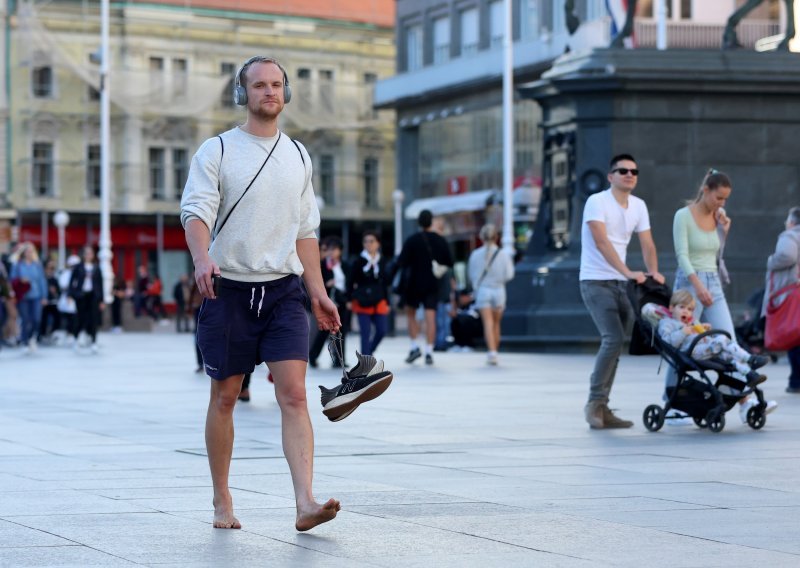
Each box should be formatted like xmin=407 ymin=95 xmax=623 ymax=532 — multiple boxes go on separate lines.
xmin=746 ymin=406 xmax=766 ymax=430
xmin=692 ymin=416 xmax=707 ymax=429
xmin=643 ymin=404 xmax=665 ymax=432
xmin=706 ymin=409 xmax=725 ymax=433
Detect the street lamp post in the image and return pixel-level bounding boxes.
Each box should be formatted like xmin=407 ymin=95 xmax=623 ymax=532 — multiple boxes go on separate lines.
xmin=53 ymin=210 xmax=70 ymax=271
xmin=392 ymin=189 xmax=404 ymax=256
xmin=98 ymin=0 xmax=114 ymax=304
xmin=501 ymin=0 xmax=515 ymax=256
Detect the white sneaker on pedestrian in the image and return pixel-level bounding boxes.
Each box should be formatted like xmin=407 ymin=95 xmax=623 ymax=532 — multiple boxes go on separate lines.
xmin=28 ymin=338 xmax=37 ymax=352
xmin=90 ymin=343 xmax=99 ymax=354
xmin=739 ymin=398 xmax=778 ymax=423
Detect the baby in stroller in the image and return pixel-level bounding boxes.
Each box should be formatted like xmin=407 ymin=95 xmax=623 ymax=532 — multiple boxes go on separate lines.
xmin=632 ymin=280 xmax=776 ymax=433
xmin=658 ymin=290 xmax=769 ymax=387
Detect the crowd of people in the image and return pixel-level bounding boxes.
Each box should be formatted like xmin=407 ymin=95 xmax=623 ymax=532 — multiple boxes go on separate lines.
xmin=0 ymin=240 xmax=204 ymax=353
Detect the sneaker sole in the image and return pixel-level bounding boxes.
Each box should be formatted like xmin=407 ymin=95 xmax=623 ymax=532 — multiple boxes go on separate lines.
xmin=322 ymin=373 xmax=393 ymax=419
xmin=328 ymin=406 xmax=358 ymax=422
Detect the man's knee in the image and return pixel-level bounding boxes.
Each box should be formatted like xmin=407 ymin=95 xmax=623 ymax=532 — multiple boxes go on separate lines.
xmin=599 ymin=333 xmax=624 ymax=353
xmin=276 ymin=384 xmax=308 ymax=411
xmin=210 ymin=376 xmax=244 ymax=412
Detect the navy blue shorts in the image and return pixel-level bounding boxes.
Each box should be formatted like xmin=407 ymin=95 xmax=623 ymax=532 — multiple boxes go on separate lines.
xmin=196 ymin=275 xmax=309 ymax=380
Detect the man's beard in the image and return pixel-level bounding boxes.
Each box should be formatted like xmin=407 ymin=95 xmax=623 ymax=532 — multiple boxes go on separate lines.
xmin=248 ymin=101 xmax=281 ymax=120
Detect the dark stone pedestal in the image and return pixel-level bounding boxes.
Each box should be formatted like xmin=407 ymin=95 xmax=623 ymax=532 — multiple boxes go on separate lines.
xmin=504 ymin=48 xmax=800 ymax=345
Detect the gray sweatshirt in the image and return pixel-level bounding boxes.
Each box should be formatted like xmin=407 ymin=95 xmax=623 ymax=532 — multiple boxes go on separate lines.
xmin=180 ymin=127 xmax=319 ymax=282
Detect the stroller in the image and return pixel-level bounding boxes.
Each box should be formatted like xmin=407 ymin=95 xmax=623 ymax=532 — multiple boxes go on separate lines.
xmin=628 ymin=279 xmax=769 ymax=433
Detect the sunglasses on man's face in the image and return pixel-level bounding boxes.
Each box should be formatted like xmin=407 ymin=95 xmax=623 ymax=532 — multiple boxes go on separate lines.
xmin=612 ymin=168 xmax=639 ymax=176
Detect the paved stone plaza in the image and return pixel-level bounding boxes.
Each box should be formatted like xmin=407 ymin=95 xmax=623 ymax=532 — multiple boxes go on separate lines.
xmin=1 ymin=330 xmax=799 ymax=567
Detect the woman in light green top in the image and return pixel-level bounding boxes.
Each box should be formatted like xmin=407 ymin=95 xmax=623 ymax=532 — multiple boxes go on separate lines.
xmin=672 ymin=169 xmax=734 ymax=336
xmin=670 ymin=170 xmax=777 ymax=420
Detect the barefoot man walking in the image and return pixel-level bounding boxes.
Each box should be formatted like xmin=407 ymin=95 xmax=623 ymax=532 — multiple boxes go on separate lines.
xmin=181 ymin=56 xmax=341 ymax=530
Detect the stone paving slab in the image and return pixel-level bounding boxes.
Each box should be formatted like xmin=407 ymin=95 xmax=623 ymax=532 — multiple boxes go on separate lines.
xmin=1 ymin=331 xmax=800 ymax=566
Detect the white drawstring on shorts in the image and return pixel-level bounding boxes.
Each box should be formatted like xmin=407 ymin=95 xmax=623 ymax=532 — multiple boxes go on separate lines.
xmin=257 ymin=286 xmax=265 ymax=317
xmin=250 ymin=286 xmax=266 ymax=317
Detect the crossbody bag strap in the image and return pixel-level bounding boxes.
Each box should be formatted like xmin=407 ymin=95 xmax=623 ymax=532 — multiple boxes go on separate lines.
xmin=475 ymin=248 xmax=501 ymax=290
xmin=212 ymin=131 xmax=281 ymax=242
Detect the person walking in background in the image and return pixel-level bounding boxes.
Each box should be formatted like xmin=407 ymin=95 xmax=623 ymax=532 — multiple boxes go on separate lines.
xmin=68 ymin=245 xmax=104 ymax=353
xmin=396 ymin=209 xmax=453 ymax=365
xmin=38 ymin=259 xmax=61 ymax=344
xmin=762 ymin=206 xmax=800 ymax=393
xmin=349 ymin=230 xmax=391 ymax=356
xmin=0 ymin=261 xmax=9 ymax=350
xmin=579 ymin=154 xmax=665 ymax=429
xmin=10 ymin=242 xmax=48 ymax=353
xmin=671 ymin=169 xmax=776 ymax=421
xmin=57 ymin=254 xmax=80 ymax=343
xmin=134 ymin=265 xmax=149 ymax=318
xmin=308 ymin=237 xmax=350 ymax=368
xmin=146 ymin=273 xmax=168 ymax=323
xmin=467 ymin=224 xmax=515 ymax=366
xmin=173 ymin=274 xmax=191 ymax=333
xmin=111 ymin=277 xmax=129 ymax=333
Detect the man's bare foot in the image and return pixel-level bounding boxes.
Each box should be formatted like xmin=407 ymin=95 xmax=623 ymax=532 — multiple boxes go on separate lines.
xmin=295 ymin=498 xmax=340 ymax=532
xmin=213 ymin=496 xmax=241 ymax=529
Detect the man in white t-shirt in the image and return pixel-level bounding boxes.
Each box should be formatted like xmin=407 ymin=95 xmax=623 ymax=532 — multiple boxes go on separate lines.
xmin=579 ymin=154 xmax=665 ymax=429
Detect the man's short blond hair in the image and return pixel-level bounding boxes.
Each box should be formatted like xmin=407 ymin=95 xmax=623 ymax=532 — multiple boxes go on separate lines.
xmin=669 ymin=289 xmax=695 ymax=309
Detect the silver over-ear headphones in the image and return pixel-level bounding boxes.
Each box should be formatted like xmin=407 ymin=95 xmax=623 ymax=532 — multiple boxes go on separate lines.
xmin=233 ymin=56 xmax=292 ymax=106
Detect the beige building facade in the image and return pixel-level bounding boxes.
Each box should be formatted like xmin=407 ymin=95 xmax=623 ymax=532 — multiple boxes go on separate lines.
xmin=7 ymin=0 xmax=395 ymax=282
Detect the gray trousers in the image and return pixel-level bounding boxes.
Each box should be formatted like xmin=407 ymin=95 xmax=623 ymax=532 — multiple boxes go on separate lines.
xmin=580 ymin=280 xmax=634 ymax=405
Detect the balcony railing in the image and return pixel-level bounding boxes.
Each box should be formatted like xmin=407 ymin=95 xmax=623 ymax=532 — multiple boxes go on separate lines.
xmin=634 ymin=19 xmax=780 ymax=50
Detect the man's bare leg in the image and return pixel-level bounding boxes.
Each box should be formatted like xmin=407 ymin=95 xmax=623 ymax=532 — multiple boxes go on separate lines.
xmin=269 ymin=360 xmax=340 ymax=531
xmin=206 ymin=373 xmax=245 ymax=529
xmin=405 ymin=306 xmax=420 ymax=341
xmin=424 ymin=308 xmax=436 ymax=346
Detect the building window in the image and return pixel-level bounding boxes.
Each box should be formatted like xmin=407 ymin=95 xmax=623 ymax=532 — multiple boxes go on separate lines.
xmin=32 ymin=142 xmax=54 ymax=196
xmin=459 ymin=8 xmax=478 ymax=57
xmin=149 ymin=56 xmax=164 ymax=72
xmin=87 ymin=145 xmax=101 ymax=198
xmin=364 ymin=72 xmax=378 ymax=84
xmin=297 ymin=68 xmax=311 ymax=79
xmin=405 ymin=24 xmax=423 ymax=71
xmin=520 ymin=0 xmax=540 ymax=40
xmin=489 ymin=0 xmax=505 ymax=50
xmin=173 ymin=148 xmax=188 ymax=198
xmin=319 ymin=154 xmax=335 ymax=206
xmin=433 ymin=17 xmax=451 ymax=64
xmin=319 ymin=69 xmax=334 ymax=113
xmin=88 ymin=85 xmax=100 ymax=101
xmin=363 ymin=158 xmax=378 ymax=208
xmin=681 ymin=0 xmax=692 ymax=19
xmin=149 ymin=147 xmax=166 ymax=200
xmin=173 ymin=58 xmax=188 ymax=97
xmin=32 ymin=66 xmax=53 ymax=98
xmin=220 ymin=62 xmax=236 ymax=108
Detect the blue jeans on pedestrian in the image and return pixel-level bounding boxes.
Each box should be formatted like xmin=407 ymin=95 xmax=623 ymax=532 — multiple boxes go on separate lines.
xmin=665 ymin=270 xmax=737 ymax=391
xmin=435 ymin=302 xmax=451 ymax=349
xmin=579 ymin=280 xmax=634 ymax=405
xmin=357 ymin=312 xmax=387 ymax=356
xmin=787 ymin=345 xmax=800 ymax=390
xmin=18 ymin=297 xmax=43 ymax=344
